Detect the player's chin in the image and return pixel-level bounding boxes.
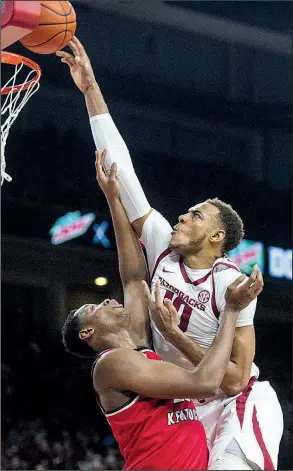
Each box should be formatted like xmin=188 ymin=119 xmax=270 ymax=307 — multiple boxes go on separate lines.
xmin=168 ymin=237 xmax=184 ymax=254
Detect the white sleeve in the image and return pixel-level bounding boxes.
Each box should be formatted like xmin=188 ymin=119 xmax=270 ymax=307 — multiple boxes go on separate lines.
xmin=140 ymin=210 xmax=172 ymax=276
xmin=216 ymin=269 xmax=257 ymax=328
xmin=90 ymin=113 xmax=151 ymax=223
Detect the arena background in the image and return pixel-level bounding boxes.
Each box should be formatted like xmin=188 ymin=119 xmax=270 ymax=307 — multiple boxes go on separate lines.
xmin=1 ymin=1 xmax=291 ymax=470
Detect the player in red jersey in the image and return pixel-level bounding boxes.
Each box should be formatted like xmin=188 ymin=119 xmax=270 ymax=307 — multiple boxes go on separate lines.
xmin=62 ymin=150 xmax=263 ymax=471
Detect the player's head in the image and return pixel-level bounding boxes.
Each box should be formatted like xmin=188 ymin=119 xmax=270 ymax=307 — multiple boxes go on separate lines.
xmin=169 ymin=198 xmax=244 ymax=256
xmin=62 ymin=299 xmax=129 ymax=358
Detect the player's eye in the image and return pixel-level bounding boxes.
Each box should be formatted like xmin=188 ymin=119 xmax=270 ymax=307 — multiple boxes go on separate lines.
xmin=192 ymin=211 xmax=200 ymax=219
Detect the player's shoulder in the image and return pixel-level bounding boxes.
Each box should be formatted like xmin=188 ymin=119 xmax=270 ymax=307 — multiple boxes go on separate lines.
xmin=213 ymin=258 xmax=245 ymax=290
xmin=93 ymin=348 xmax=130 ymax=379
xmin=213 ymin=256 xmax=240 ymax=273
xmin=94 ymin=347 xmax=149 ymax=379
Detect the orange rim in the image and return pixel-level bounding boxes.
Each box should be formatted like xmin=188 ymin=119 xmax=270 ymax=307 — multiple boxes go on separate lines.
xmin=1 ymin=51 xmax=41 ymax=95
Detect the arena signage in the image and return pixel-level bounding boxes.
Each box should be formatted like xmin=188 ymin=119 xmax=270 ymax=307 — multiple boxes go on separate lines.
xmin=93 ymin=221 xmax=111 ymax=248
xmin=49 ymin=211 xmax=96 ymax=245
xmin=268 ymin=246 xmax=292 ymax=280
xmin=228 ymin=240 xmax=265 ymax=275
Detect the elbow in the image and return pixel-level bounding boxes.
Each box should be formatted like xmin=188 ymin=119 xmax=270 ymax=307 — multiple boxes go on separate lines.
xmin=208 ymin=387 xmax=219 ymax=397
xmin=224 ymin=379 xmax=249 ymax=397
xmin=206 ymin=377 xmax=248 ymax=398
xmin=204 ymin=380 xmax=222 ymax=398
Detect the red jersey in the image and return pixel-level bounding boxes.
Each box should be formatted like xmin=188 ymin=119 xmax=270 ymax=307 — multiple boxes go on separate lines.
xmin=93 ymin=347 xmax=208 ymax=470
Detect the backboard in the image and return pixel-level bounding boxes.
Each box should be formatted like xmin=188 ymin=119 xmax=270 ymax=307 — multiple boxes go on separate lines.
xmin=1 ymin=1 xmax=41 ymax=50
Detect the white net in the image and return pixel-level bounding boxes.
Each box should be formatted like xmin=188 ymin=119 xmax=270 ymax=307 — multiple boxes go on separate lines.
xmin=1 ymin=60 xmax=40 ymax=185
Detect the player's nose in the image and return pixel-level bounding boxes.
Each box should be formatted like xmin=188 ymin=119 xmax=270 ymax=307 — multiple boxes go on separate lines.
xmin=177 ymin=215 xmax=186 ymax=225
xmin=109 ymin=299 xmax=121 ymax=307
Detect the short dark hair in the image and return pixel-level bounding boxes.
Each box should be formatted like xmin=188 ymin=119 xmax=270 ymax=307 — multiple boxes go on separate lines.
xmin=205 ymin=198 xmax=244 ymax=253
xmin=62 ymin=309 xmax=96 ymax=358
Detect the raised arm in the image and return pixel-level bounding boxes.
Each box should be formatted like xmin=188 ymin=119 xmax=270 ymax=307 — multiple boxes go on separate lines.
xmin=57 ymin=37 xmax=153 ymax=237
xmin=95 ymin=150 xmax=150 ymax=345
xmin=144 ymin=266 xmax=263 ymax=397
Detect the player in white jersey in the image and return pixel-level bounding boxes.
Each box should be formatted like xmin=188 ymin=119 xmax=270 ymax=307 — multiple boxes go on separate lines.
xmin=58 ymin=37 xmax=283 ymax=470
xmin=139 ymin=209 xmax=282 ymax=470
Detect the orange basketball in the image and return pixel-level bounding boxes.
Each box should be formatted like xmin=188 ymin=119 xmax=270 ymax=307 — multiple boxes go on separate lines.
xmin=20 ymin=1 xmax=76 ymax=55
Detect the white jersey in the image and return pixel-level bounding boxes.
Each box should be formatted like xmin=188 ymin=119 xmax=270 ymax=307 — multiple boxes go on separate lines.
xmin=140 ymin=210 xmax=259 ymax=384
xmin=140 ymin=211 xmax=283 ymax=470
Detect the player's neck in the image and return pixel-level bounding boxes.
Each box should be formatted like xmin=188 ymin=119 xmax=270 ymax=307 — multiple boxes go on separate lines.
xmin=100 ymin=331 xmax=138 ymax=351
xmin=182 ymin=252 xmax=219 ymax=269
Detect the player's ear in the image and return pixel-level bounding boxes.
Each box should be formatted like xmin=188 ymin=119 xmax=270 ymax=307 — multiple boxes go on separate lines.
xmin=79 ymin=327 xmax=95 ymax=341
xmin=210 ymin=229 xmax=225 ymax=244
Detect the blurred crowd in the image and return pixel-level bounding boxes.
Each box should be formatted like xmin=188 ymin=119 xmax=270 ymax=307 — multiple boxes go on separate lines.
xmin=2 ymin=416 xmax=123 ymax=470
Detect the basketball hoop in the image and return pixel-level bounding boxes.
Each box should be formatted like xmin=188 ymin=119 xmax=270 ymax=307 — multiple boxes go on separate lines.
xmin=1 ymin=51 xmax=41 ymax=185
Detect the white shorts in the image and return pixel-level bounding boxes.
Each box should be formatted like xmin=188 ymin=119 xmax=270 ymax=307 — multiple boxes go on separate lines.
xmin=194 ymin=378 xmax=283 ymax=470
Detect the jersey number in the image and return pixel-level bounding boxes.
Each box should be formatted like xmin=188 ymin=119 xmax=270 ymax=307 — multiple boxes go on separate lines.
xmin=164 ymin=291 xmax=192 ymax=332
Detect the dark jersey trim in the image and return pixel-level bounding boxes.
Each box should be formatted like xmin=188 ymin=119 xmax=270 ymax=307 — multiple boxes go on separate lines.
xmin=211 ymin=271 xmax=220 ymax=319
xmin=151 ymin=248 xmax=172 ymax=280
xmin=179 ymin=260 xmax=212 ymax=286
xmin=99 ymin=392 xmax=139 ymax=415
xmin=213 ymin=261 xmax=241 ymax=272
xmin=135 ymin=346 xmax=153 ymax=352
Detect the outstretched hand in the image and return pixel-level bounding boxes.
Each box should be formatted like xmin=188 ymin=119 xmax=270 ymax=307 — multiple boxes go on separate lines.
xmin=56 ymin=36 xmax=96 ymax=94
xmin=225 ymin=265 xmax=264 ymax=311
xmin=95 ymin=149 xmax=120 ymax=200
xmin=142 ymin=280 xmax=179 ymax=341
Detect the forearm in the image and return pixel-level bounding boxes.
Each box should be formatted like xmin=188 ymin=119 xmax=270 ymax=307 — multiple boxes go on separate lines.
xmin=168 ymin=324 xmax=245 ymax=397
xmin=107 ymin=197 xmax=147 ymax=285
xmin=86 ymin=92 xmax=151 ymax=224
xmin=168 ymin=309 xmax=238 ymax=394
xmin=84 ymin=82 xmax=108 ymax=117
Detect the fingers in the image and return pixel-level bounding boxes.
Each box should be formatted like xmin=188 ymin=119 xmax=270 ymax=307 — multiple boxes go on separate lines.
xmin=95 ymin=149 xmax=104 ymax=168
xmin=246 ymin=265 xmax=262 ymax=288
xmin=68 ymin=39 xmax=79 ymax=57
xmin=163 ymin=298 xmax=179 ymax=319
xmin=95 ymin=149 xmax=107 ymax=182
xmin=56 ymin=50 xmax=75 ymax=67
xmin=141 ymin=280 xmax=154 ymax=307
xmin=56 ymin=50 xmax=72 ymax=59
xmin=72 ymin=36 xmax=87 ymax=57
xmin=154 ymin=280 xmax=161 ymax=305
xmin=254 ymin=286 xmax=263 ymax=298
xmin=142 ymin=280 xmax=162 ymax=309
xmin=235 ymin=265 xmax=263 ymax=297
xmin=100 ymin=148 xmax=106 ymax=168
xmin=69 ymin=37 xmax=87 ymax=61
xmin=255 ymin=266 xmax=263 ymax=284
xmin=109 ymin=163 xmax=117 ymax=182
xmin=249 ymin=266 xmax=263 ymax=295
xmin=60 ymin=57 xmax=73 ymax=68
xmin=248 ymin=264 xmax=258 ymax=283
xmin=229 ymin=274 xmax=246 ymax=289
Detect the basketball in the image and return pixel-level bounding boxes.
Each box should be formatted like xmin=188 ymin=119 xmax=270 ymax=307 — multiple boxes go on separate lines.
xmin=20 ymin=1 xmax=76 ymax=55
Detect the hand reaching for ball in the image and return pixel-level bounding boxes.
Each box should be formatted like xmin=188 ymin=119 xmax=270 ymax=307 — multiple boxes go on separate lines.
xmin=56 ymin=36 xmax=96 ymax=94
